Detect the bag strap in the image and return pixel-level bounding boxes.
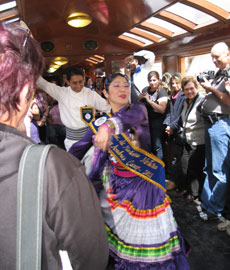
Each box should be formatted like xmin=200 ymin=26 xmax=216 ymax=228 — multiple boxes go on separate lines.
xmin=16 ymin=144 xmax=54 ymax=270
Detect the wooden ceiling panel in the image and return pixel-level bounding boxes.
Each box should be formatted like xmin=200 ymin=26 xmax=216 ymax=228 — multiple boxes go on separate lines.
xmin=14 ymin=0 xmax=230 ymax=73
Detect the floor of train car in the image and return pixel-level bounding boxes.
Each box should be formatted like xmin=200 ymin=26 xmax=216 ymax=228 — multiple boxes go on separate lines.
xmin=168 ymin=189 xmax=230 ymax=270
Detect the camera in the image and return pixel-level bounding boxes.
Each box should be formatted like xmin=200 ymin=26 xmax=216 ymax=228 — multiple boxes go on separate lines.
xmin=126 ymin=63 xmax=131 ymax=69
xmin=140 ymin=97 xmax=147 ymax=103
xmin=197 ymin=70 xmax=215 ymax=83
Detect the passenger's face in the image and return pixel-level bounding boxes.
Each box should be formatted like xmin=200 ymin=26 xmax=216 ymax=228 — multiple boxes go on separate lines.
xmin=183 ymin=81 xmax=198 ymax=101
xmin=104 ymin=76 xmax=130 ymax=111
xmin=148 ymin=76 xmax=159 ymax=90
xmin=171 ymin=79 xmax=181 ymax=93
xmin=211 ymin=49 xmax=229 ymax=70
xmin=87 ymin=78 xmax=93 ymax=87
xmin=68 ymin=75 xmax=85 ymax=93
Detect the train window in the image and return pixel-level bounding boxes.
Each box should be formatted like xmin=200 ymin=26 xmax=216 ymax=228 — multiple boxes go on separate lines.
xmin=0 ymin=1 xmax=16 ymax=12
xmin=145 ymin=17 xmax=186 ymax=37
xmin=121 ymin=32 xmax=153 ymax=47
xmin=152 ymin=61 xmax=163 ymax=78
xmin=0 ymin=0 xmax=19 ymax=23
xmin=206 ymin=0 xmax=230 ymax=12
xmin=185 ymin=53 xmax=217 ymax=77
xmin=166 ymin=2 xmax=217 ymax=26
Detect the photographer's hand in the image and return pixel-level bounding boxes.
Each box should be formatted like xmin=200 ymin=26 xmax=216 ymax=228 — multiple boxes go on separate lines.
xmin=201 ymin=77 xmax=230 ymax=106
xmin=225 ymin=79 xmax=230 ymax=94
xmin=200 ymin=77 xmax=212 ymax=93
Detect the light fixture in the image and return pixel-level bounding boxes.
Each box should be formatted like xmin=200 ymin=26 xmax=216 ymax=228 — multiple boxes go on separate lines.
xmin=67 ymin=12 xmax=92 ymax=28
xmin=53 ymin=56 xmax=68 ymax=66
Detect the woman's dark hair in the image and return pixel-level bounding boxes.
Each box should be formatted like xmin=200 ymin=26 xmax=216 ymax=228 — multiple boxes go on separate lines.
xmin=104 ymin=73 xmax=128 ymax=92
xmin=181 ymin=76 xmax=199 ymax=91
xmin=147 ymin=71 xmax=160 ymax=81
xmin=0 ymin=22 xmax=44 ymax=119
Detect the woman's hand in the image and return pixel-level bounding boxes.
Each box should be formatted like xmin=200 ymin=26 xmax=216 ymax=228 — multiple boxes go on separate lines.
xmin=94 ymin=125 xmax=111 ymax=152
xmin=165 ymin=126 xmax=174 ymax=135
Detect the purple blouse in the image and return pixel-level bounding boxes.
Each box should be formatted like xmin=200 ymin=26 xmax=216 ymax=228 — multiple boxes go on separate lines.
xmin=69 ymin=102 xmax=151 ymax=179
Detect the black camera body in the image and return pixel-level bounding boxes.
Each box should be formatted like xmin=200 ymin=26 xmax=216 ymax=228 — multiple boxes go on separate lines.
xmin=197 ymin=70 xmax=230 ymax=83
xmin=197 ymin=70 xmax=215 ymax=83
xmin=140 ymin=97 xmax=147 ymax=103
xmin=126 ymin=63 xmax=131 ymax=69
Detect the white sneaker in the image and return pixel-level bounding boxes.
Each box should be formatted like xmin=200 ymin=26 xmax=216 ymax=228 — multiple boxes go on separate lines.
xmin=217 ymin=219 xmax=230 ymax=231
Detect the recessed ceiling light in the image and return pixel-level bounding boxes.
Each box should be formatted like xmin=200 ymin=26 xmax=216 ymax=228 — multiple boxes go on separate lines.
xmin=67 ymin=12 xmax=92 ymax=28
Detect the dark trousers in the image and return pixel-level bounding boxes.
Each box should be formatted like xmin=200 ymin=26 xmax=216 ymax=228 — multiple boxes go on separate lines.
xmin=47 ymin=124 xmax=66 ymax=150
xmin=181 ymin=144 xmax=205 ymax=197
xmin=170 ymin=143 xmax=184 ymax=190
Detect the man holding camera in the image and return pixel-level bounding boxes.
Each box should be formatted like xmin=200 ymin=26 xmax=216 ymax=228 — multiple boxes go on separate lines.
xmin=124 ymin=50 xmax=155 ymax=102
xmin=199 ymin=42 xmax=230 ymax=220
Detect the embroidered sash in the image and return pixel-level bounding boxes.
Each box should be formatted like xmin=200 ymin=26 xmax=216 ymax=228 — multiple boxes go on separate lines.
xmin=89 ymin=115 xmax=166 ymax=191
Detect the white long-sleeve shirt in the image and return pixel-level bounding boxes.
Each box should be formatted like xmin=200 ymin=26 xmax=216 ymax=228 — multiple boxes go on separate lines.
xmin=37 ymin=76 xmax=110 ymax=130
xmin=133 ymin=50 xmax=155 ymax=93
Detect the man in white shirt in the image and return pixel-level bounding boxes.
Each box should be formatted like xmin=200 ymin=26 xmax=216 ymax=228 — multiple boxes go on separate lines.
xmin=37 ymin=68 xmax=110 ymax=173
xmin=37 ymin=68 xmax=110 ymax=150
xmin=124 ymin=50 xmax=155 ymax=102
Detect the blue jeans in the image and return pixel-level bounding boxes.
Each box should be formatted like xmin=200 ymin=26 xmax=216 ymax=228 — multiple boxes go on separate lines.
xmin=201 ymin=118 xmax=230 ymax=216
xmin=149 ymin=118 xmax=164 ymax=160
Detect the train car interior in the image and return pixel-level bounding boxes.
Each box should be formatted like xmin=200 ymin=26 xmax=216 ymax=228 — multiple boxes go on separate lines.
xmin=1 ymin=1 xmax=230 ymax=269
xmin=1 ymin=0 xmax=230 ymax=78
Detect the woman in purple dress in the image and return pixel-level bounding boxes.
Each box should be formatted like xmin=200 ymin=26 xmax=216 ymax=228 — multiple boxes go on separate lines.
xmin=69 ymin=73 xmax=190 ymax=269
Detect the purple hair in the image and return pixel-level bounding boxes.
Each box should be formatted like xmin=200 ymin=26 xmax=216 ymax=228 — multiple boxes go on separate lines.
xmin=0 ymin=23 xmax=44 ymax=119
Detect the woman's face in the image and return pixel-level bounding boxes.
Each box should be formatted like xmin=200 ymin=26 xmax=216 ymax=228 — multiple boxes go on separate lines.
xmin=104 ymin=76 xmax=130 ymax=111
xmin=183 ymin=81 xmax=198 ymax=101
xmin=148 ymin=75 xmax=159 ymax=90
xmin=171 ymin=79 xmax=181 ymax=93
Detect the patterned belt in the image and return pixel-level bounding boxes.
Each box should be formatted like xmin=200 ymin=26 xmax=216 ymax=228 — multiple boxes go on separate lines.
xmin=66 ymin=126 xmax=88 ymax=141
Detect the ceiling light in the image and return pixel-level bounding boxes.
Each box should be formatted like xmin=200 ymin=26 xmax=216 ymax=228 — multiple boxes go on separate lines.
xmin=53 ymin=56 xmax=68 ymax=66
xmin=67 ymin=12 xmax=92 ymax=28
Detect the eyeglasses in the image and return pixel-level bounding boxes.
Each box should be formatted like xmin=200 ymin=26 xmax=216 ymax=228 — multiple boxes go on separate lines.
xmin=15 ymin=26 xmax=31 ymax=48
xmin=21 ymin=28 xmax=31 ymax=48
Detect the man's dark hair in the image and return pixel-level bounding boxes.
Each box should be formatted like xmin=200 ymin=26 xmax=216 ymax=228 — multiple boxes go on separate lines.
xmin=66 ymin=67 xmax=85 ymax=81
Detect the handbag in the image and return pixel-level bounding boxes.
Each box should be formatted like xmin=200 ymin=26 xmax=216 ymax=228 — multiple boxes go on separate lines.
xmin=16 ymin=144 xmax=54 ymax=270
xmin=174 ymin=126 xmax=186 ymax=146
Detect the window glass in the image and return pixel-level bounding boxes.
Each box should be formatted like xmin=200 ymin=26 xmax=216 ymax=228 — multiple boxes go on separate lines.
xmin=122 ymin=32 xmax=153 ymax=46
xmin=185 ymin=53 xmax=217 ymax=77
xmin=152 ymin=61 xmax=162 ymax=78
xmin=166 ymin=2 xmax=218 ymax=25
xmin=133 ymin=27 xmax=166 ymax=42
xmin=0 ymin=1 xmax=16 ymax=12
xmin=146 ymin=17 xmax=186 ymax=35
xmin=206 ymin=0 xmax=230 ymax=12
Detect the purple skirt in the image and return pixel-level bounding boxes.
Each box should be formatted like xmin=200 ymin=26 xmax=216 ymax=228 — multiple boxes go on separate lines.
xmin=98 ymin=165 xmax=190 ymax=270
